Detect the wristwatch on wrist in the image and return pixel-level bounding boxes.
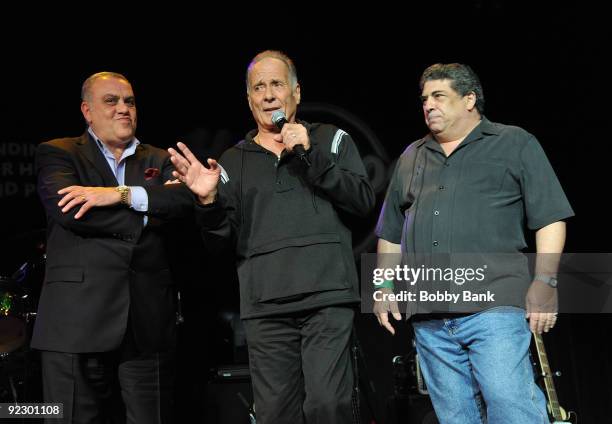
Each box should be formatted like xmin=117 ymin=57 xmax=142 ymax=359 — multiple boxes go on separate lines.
xmin=534 ymin=274 xmax=558 ymax=288
xmin=116 ymin=185 xmax=130 ymax=206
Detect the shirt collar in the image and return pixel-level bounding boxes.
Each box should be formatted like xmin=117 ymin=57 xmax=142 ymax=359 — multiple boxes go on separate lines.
xmin=88 ymin=127 xmax=140 ymax=158
xmin=417 ymin=116 xmax=500 ymax=150
xmin=240 ymin=119 xmax=313 ymax=152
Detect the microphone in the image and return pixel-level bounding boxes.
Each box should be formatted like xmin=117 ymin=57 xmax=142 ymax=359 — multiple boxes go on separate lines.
xmin=271 ymin=110 xmax=310 ymax=166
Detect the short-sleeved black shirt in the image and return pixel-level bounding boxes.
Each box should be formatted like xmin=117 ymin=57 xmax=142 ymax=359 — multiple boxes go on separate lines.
xmin=376 ymin=117 xmax=574 ymax=254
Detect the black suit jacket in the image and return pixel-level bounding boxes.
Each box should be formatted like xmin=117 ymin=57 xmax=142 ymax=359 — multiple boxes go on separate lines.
xmin=31 ymin=132 xmax=194 ymax=353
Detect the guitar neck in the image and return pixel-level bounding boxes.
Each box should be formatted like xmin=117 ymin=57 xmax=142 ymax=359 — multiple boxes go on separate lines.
xmin=533 ymin=333 xmax=563 ymax=420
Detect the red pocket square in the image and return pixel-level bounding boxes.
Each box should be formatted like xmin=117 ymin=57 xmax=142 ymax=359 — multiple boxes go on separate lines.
xmin=144 ymin=167 xmax=160 ymax=180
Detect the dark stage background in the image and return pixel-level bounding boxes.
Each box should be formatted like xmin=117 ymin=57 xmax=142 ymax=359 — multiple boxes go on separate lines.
xmin=1 ymin=3 xmax=610 ymax=423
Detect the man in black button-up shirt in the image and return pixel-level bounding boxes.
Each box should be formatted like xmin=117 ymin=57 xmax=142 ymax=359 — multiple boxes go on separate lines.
xmin=374 ymin=63 xmax=573 ymax=423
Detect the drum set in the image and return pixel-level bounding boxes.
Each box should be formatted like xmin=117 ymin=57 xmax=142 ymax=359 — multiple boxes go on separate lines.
xmin=0 ymin=239 xmax=44 ymax=404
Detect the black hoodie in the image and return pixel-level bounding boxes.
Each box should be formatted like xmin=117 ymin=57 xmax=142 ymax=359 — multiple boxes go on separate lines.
xmin=195 ymin=121 xmax=375 ymax=318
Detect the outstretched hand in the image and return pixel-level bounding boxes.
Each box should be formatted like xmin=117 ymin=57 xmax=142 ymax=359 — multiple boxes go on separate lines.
xmin=168 ymin=142 xmax=220 ymax=203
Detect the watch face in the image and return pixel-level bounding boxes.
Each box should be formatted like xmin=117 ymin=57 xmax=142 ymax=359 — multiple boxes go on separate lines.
xmin=535 ymin=275 xmax=557 ymax=287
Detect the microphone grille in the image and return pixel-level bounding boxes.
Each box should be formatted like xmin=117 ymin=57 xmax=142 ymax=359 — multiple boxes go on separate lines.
xmin=271 ymin=110 xmax=286 ymax=125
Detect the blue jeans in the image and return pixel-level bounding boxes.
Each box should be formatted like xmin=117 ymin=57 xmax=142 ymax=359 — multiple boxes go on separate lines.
xmin=412 ymin=307 xmax=548 ymax=424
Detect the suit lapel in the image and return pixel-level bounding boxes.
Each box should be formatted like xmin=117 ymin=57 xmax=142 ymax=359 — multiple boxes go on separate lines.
xmin=77 ymin=132 xmax=119 ymax=186
xmin=125 ymin=144 xmax=147 ymax=186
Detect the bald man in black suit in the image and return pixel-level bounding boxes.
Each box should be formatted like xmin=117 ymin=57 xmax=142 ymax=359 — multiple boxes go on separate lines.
xmin=33 ymin=71 xmax=193 ymax=424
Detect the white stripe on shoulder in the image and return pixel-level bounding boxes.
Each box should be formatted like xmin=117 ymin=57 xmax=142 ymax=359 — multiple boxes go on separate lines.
xmin=331 ymin=129 xmax=348 ymax=155
xmin=219 ymin=164 xmax=229 ymax=184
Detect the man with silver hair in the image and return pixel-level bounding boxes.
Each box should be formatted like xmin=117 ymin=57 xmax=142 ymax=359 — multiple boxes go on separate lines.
xmin=169 ymin=50 xmax=375 ymax=423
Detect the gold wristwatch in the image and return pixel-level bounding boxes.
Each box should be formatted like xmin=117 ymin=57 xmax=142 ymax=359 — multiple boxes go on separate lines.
xmin=116 ymin=185 xmax=130 ymax=206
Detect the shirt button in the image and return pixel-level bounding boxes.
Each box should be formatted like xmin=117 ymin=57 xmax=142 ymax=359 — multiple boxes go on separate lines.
xmin=439 ymin=185 xmax=445 ymax=190
xmin=444 ymin=162 xmax=450 ymax=167
xmin=433 ymin=241 xmax=439 ymax=246
xmin=434 ymin=210 xmax=440 ymax=216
